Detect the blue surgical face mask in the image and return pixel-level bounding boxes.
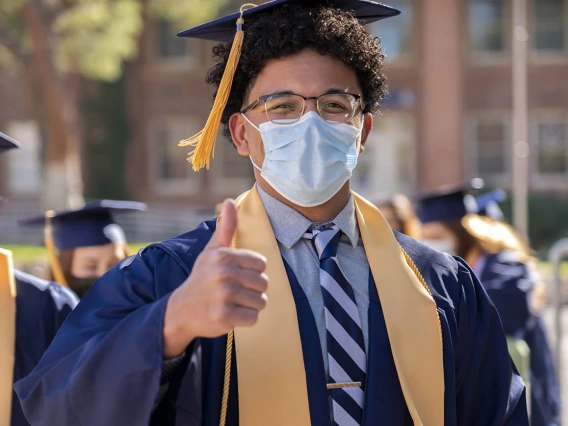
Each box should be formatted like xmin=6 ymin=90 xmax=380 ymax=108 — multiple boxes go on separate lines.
xmin=243 ymin=111 xmax=363 ymax=207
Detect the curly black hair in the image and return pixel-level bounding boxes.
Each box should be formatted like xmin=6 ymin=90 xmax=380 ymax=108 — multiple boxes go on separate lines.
xmin=206 ymin=4 xmax=387 ymax=142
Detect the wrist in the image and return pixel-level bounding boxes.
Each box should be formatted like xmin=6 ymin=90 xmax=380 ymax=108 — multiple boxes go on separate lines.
xmin=163 ymin=290 xmax=196 ymax=359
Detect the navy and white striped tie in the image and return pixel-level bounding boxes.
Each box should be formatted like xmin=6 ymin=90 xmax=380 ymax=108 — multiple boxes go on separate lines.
xmin=305 ymin=225 xmax=366 ymax=426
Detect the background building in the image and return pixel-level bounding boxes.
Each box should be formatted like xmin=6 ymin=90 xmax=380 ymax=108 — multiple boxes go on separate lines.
xmin=1 ymin=0 xmax=568 ymax=247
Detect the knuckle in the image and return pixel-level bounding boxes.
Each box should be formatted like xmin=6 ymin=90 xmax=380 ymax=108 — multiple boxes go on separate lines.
xmin=213 ymin=248 xmax=232 ymax=264
xmin=218 ymin=284 xmax=237 ymax=302
xmin=216 ymin=265 xmax=233 ymax=282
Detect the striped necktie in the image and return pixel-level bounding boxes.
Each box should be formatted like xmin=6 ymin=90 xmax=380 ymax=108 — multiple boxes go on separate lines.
xmin=305 ymin=225 xmax=366 ymax=425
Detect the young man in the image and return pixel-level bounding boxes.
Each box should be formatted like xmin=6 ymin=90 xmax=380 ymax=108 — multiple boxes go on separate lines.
xmin=0 ymin=132 xmax=78 ymax=426
xmin=15 ymin=2 xmax=528 ymax=425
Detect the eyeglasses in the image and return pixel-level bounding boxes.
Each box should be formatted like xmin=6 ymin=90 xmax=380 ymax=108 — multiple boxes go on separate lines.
xmin=240 ymin=92 xmax=364 ymax=125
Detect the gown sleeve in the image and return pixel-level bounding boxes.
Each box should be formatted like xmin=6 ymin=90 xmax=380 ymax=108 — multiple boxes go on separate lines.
xmin=14 ymin=245 xmax=194 ymax=426
xmin=453 ymin=258 xmax=529 ymax=426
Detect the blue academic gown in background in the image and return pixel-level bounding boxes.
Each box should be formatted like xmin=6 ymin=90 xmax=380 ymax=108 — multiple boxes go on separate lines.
xmin=11 ymin=270 xmax=78 ymax=426
xmin=477 ymin=252 xmax=561 ymax=426
xmin=15 ymin=221 xmax=529 ymax=425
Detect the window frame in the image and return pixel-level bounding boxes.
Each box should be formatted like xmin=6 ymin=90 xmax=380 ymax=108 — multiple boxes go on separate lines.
xmin=529 ymin=0 xmax=568 ymax=62
xmin=149 ymin=116 xmax=201 ymax=196
xmin=531 ymin=111 xmax=568 ymax=188
xmin=368 ymin=0 xmax=416 ymax=66
xmin=351 ymin=111 xmax=417 ymax=197
xmin=467 ymin=0 xmax=512 ymax=64
xmin=149 ymin=19 xmax=199 ymax=71
xmin=465 ymin=111 xmax=512 ymax=187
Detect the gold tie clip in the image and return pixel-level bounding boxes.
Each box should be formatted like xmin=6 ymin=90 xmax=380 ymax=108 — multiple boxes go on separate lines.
xmin=326 ymin=381 xmax=362 ymax=390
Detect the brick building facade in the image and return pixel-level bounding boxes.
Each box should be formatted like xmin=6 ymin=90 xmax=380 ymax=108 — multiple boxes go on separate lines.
xmin=2 ymin=0 xmax=568 ymax=213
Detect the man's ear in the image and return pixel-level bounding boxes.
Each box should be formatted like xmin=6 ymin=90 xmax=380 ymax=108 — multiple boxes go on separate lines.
xmin=229 ymin=113 xmax=251 ymax=156
xmin=359 ymin=113 xmax=373 ymax=154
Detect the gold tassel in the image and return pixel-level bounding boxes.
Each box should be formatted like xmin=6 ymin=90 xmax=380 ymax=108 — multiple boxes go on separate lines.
xmin=44 ymin=210 xmax=69 ymax=287
xmin=179 ymin=3 xmax=257 ymax=171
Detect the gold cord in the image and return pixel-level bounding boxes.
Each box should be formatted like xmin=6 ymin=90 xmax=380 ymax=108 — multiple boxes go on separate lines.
xmin=401 ymin=246 xmax=443 ymax=340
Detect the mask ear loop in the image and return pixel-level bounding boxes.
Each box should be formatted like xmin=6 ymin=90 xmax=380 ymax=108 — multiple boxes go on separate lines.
xmin=240 ymin=112 xmax=261 ymax=132
xmin=240 ymin=113 xmax=263 ymax=171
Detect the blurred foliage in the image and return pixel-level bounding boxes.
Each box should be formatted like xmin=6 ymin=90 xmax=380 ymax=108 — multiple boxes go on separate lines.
xmin=81 ymin=77 xmax=129 ymax=199
xmin=151 ymin=0 xmax=231 ymax=32
xmin=54 ymin=0 xmax=142 ymax=81
xmin=501 ymin=193 xmax=568 ymax=258
xmin=0 ymin=0 xmax=230 ymax=81
xmin=7 ymin=243 xmax=149 ymax=266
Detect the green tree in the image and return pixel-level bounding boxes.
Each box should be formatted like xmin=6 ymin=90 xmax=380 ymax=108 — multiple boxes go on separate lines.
xmin=0 ymin=0 xmax=228 ymax=209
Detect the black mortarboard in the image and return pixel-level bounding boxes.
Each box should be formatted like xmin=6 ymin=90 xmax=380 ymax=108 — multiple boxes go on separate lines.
xmin=176 ymin=0 xmax=399 ymax=171
xmin=20 ymin=200 xmax=147 ymax=251
xmin=178 ymin=0 xmax=400 ymax=42
xmin=476 ymin=189 xmax=507 ymax=221
xmin=416 ymin=180 xmax=483 ymax=224
xmin=0 ymin=132 xmax=20 ymax=154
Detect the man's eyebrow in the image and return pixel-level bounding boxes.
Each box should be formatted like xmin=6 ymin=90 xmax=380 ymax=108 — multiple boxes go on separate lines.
xmin=265 ymin=88 xmax=353 ymax=96
xmin=323 ymin=88 xmax=351 ymax=95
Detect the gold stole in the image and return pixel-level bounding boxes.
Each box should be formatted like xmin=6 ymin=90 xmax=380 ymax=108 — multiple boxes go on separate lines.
xmin=0 ymin=248 xmax=17 ymax=425
xmin=232 ymin=186 xmax=444 ymax=425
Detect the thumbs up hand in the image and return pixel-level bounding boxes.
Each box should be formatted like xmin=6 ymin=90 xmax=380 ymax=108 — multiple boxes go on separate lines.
xmin=163 ymin=199 xmax=268 ymax=358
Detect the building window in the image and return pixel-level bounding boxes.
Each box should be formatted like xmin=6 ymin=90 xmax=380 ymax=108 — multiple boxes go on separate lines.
xmin=210 ymin=136 xmax=255 ymax=196
xmin=152 ymin=117 xmax=200 ymax=194
xmin=351 ymin=112 xmax=416 ymax=197
xmin=467 ymin=115 xmax=510 ymax=181
xmin=535 ymin=117 xmax=568 ymax=175
xmin=533 ymin=0 xmax=567 ymax=53
xmin=154 ymin=20 xmax=193 ymax=65
xmin=5 ymin=121 xmax=41 ymax=194
xmin=468 ymin=0 xmax=507 ymax=54
xmin=369 ymin=0 xmax=413 ymax=61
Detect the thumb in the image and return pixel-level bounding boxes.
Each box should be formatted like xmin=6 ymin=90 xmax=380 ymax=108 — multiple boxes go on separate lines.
xmin=208 ymin=199 xmax=238 ymax=248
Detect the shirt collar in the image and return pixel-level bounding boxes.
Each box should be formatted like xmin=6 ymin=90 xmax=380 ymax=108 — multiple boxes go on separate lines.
xmin=257 ymin=185 xmax=359 ymax=249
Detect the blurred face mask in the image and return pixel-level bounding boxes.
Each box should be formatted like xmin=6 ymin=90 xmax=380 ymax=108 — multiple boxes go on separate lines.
xmin=243 ymin=111 xmax=362 ymax=207
xmin=69 ymin=276 xmax=98 ymax=299
xmin=422 ymin=239 xmax=456 ymax=255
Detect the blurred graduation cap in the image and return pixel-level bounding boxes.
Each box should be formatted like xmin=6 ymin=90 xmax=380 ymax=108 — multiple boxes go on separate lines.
xmin=0 ymin=132 xmax=20 ymax=154
xmin=476 ymin=188 xmax=507 ymax=221
xmin=416 ymin=179 xmax=484 ymax=224
xmin=20 ymin=200 xmax=147 ymax=286
xmin=176 ymin=0 xmax=400 ymax=171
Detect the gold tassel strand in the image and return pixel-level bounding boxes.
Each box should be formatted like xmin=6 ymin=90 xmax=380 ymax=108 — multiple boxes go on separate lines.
xmin=180 ymin=3 xmax=257 ymax=172
xmin=44 ymin=210 xmax=68 ymax=287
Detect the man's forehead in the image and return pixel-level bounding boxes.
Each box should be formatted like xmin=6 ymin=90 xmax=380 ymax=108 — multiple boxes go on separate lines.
xmin=248 ymin=51 xmax=361 ymax=97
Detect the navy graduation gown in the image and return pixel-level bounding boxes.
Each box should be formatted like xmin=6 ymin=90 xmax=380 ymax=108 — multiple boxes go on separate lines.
xmin=15 ymin=221 xmax=528 ymax=425
xmin=11 ymin=270 xmax=78 ymax=426
xmin=477 ymin=253 xmax=561 ymax=426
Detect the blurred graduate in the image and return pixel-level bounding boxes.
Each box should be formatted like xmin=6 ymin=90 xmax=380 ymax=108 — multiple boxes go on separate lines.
xmin=0 ymin=132 xmax=78 ymax=426
xmin=15 ymin=1 xmax=528 ymax=425
xmin=418 ymin=186 xmax=560 ymax=426
xmin=372 ymin=194 xmax=421 ymax=239
xmin=20 ymin=200 xmax=147 ymax=299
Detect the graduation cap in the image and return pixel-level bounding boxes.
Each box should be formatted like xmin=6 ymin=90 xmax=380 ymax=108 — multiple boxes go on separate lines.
xmin=177 ymin=0 xmax=400 ymax=171
xmin=20 ymin=200 xmax=147 ymax=286
xmin=416 ymin=180 xmax=484 ymax=224
xmin=476 ymin=188 xmax=507 ymax=221
xmin=0 ymin=132 xmax=20 ymax=154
